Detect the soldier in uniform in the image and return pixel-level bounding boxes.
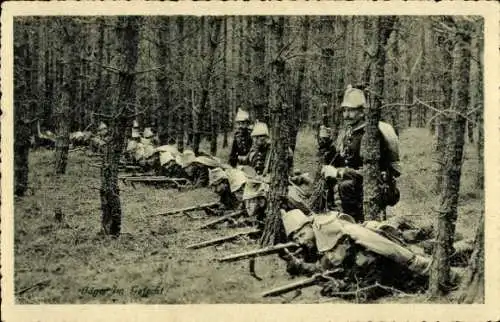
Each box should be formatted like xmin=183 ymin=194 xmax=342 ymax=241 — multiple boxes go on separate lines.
xmin=189 ymin=156 xmax=221 ymax=188
xmin=228 ymin=108 xmax=253 ymax=167
xmin=320 ymin=85 xmax=401 ymax=222
xmin=125 ymin=122 xmax=141 ymax=164
xmin=280 ymin=209 xmax=446 ymax=298
xmin=208 ymin=167 xmax=246 ymax=211
xmin=90 ymin=122 xmax=108 ymax=153
xmin=238 ymin=122 xmax=294 ymax=176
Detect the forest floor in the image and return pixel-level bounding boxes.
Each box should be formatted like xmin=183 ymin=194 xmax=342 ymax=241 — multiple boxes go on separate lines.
xmin=14 ymin=127 xmax=483 ymax=304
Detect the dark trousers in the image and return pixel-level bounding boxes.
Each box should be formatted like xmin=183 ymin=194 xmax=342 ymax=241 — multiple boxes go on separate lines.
xmin=337 ymin=179 xmax=363 ymax=223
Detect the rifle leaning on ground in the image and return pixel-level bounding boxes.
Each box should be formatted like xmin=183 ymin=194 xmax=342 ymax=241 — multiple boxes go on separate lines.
xmin=158 ymin=201 xmax=220 ymax=217
xmin=197 ymin=209 xmax=246 ymax=229
xmin=216 ymin=242 xmax=299 ymax=262
xmin=186 ymin=228 xmax=261 ymax=250
xmin=261 ymin=268 xmax=342 ymax=298
xmin=121 ymin=176 xmax=191 ymax=190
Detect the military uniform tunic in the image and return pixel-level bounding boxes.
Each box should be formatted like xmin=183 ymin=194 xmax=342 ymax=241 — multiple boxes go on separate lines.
xmin=229 ymin=128 xmax=253 ymax=167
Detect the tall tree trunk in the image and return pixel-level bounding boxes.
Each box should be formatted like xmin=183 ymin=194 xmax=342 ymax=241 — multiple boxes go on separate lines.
xmin=176 ymin=17 xmax=185 ymax=153
xmin=361 ymin=16 xmax=395 ymax=222
xmin=429 ymin=19 xmax=471 ymax=297
xmin=55 ymin=18 xmax=79 ymax=175
xmin=157 ymin=17 xmax=172 ymax=145
xmin=100 ymin=16 xmax=141 ymax=237
xmin=260 ymin=16 xmax=289 ymax=247
xmin=290 ymin=16 xmax=310 ymax=153
xmin=458 ymin=211 xmax=484 ymax=303
xmin=198 ymin=17 xmax=223 ymax=156
xmin=222 ymin=17 xmax=229 ymax=149
xmin=474 ymin=22 xmax=484 ymax=190
xmin=433 ymin=18 xmax=454 ymax=193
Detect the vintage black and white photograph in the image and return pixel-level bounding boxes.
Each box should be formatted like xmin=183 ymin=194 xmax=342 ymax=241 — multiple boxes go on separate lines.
xmin=5 ymin=10 xmax=490 ymax=309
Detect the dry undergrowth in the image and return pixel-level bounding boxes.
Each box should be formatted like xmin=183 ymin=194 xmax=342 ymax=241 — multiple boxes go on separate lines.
xmin=13 ymin=128 xmax=483 ymax=304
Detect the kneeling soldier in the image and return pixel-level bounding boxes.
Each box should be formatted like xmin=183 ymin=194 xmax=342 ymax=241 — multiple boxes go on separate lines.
xmin=321 ymin=85 xmax=401 ymax=222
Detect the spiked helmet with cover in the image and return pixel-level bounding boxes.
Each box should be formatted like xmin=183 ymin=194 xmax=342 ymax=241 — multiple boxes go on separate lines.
xmin=242 ymin=179 xmax=269 ymax=201
xmin=341 ymin=84 xmax=367 ymax=109
xmin=193 ymin=156 xmax=220 ymax=168
xmin=143 ymin=127 xmax=154 ymax=138
xmin=160 ymin=151 xmax=176 ymax=166
xmin=227 ymin=168 xmax=247 ymax=193
xmin=251 ymin=122 xmax=269 ymax=137
xmin=281 ymin=209 xmax=312 ymax=238
xmin=235 ymin=108 xmax=250 ymax=122
xmin=179 ymin=149 xmax=196 ymax=168
xmin=209 ymin=167 xmax=229 ymax=186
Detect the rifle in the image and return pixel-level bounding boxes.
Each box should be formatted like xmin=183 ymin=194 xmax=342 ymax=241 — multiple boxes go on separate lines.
xmin=186 ymin=228 xmax=261 ymax=249
xmin=217 ymin=242 xmax=299 ymax=263
xmin=197 ymin=210 xmax=246 ymax=229
xmin=158 ymin=201 xmax=220 ymax=216
xmin=261 ymin=269 xmax=341 ymax=298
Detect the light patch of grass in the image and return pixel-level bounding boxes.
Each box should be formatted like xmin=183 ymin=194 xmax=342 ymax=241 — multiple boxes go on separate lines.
xmin=14 ymin=128 xmax=483 ymax=304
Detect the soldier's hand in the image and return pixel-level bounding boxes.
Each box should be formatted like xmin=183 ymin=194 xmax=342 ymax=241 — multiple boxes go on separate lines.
xmin=321 ymin=165 xmax=338 ymax=179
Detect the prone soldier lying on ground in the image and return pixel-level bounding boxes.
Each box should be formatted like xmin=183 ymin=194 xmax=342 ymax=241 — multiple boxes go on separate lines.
xmin=277 ymin=209 xmax=461 ymax=300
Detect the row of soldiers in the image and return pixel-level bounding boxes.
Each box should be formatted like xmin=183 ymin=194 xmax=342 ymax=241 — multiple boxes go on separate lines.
xmin=191 ymin=85 xmax=469 ymax=300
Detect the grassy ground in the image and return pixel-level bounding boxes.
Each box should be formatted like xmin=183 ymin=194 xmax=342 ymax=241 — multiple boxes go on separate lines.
xmin=13 ymin=127 xmax=483 ymax=304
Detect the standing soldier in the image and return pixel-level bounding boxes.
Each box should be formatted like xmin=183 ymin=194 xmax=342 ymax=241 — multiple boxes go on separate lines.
xmin=320 ymin=85 xmax=401 ymax=222
xmin=228 ymin=108 xmax=253 ymax=167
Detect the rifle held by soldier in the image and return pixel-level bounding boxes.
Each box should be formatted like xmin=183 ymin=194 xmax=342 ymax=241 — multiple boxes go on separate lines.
xmin=186 ymin=228 xmax=261 ymax=250
xmin=261 ymin=269 xmax=341 ymax=298
xmin=158 ymin=201 xmax=220 ymax=216
xmin=217 ymin=242 xmax=299 ymax=263
xmin=197 ymin=209 xmax=246 ymax=229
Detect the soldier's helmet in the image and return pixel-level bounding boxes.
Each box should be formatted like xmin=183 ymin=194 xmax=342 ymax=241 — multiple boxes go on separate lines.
xmin=341 ymin=84 xmax=367 ymax=109
xmin=159 ymin=151 xmax=176 ymax=167
xmin=209 ymin=167 xmax=229 ymax=186
xmin=251 ymin=122 xmax=269 ymax=137
xmin=143 ymin=127 xmax=154 ymax=139
xmin=281 ymin=209 xmax=312 ymax=238
xmin=235 ymin=108 xmax=250 ymax=122
xmin=179 ymin=149 xmax=196 ymax=168
xmin=242 ymin=179 xmax=269 ymax=201
xmin=193 ymin=156 xmax=221 ymax=169
xmin=227 ymin=168 xmax=247 ymax=193
xmin=132 ymin=120 xmax=139 ymax=128
xmin=98 ymin=122 xmax=107 ymax=130
xmin=131 ymin=128 xmax=140 ymax=139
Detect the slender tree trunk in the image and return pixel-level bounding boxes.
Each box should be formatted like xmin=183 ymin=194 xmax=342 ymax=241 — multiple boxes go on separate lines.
xmin=176 ymin=17 xmax=185 ymax=153
xmin=55 ymin=18 xmax=79 ymax=175
xmin=433 ymin=19 xmax=454 ymax=193
xmin=474 ymin=23 xmax=484 ymax=190
xmin=290 ymin=16 xmax=310 ymax=153
xmin=361 ymin=17 xmax=395 ymax=222
xmin=260 ymin=16 xmax=289 ymax=247
xmin=429 ymin=20 xmax=471 ymax=296
xmin=222 ymin=17 xmax=229 ymax=149
xmin=100 ymin=16 xmax=141 ymax=237
xmin=157 ymin=18 xmax=172 ymax=145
